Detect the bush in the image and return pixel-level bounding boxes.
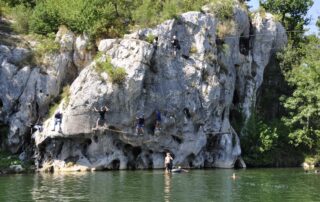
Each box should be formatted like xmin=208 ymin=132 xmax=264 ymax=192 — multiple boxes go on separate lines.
xmin=205 ymin=0 xmax=234 ymax=20
xmin=0 ymin=151 xmax=22 ymax=169
xmin=48 ymin=85 xmax=70 ymax=118
xmin=216 ymin=20 xmax=236 ymax=39
xmin=145 ymin=34 xmax=155 ymax=44
xmin=10 ymin=4 xmax=32 ymax=34
xmin=30 ymin=0 xmax=134 ymax=39
xmin=33 ymin=33 xmax=60 ymax=64
xmin=95 ymin=58 xmax=127 ymax=84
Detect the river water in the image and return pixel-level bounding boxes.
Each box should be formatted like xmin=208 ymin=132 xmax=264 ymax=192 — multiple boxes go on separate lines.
xmin=0 ymin=168 xmax=319 ymax=202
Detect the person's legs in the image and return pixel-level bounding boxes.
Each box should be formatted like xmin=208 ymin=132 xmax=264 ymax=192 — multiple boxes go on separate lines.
xmin=56 ymin=119 xmax=62 ymax=132
xmin=52 ymin=119 xmax=57 ymax=131
xmin=96 ymin=118 xmax=100 ymax=129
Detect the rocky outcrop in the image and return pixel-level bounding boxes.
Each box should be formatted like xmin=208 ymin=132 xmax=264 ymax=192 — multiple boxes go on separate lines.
xmin=32 ymin=7 xmax=286 ymax=171
xmin=1 ymin=4 xmax=286 ymax=171
xmin=0 ymin=26 xmax=92 ymax=153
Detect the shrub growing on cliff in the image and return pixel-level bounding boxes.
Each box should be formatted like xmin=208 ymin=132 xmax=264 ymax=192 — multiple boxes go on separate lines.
xmin=10 ymin=4 xmax=32 ymax=34
xmin=33 ymin=33 xmax=60 ymax=64
xmin=96 ymin=58 xmax=127 ymax=84
xmin=205 ymin=0 xmax=234 ymax=20
xmin=29 ymin=0 xmax=134 ymax=39
xmin=216 ymin=20 xmax=236 ymax=39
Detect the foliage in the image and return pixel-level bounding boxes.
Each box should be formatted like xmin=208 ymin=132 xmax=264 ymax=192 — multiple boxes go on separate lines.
xmin=96 ymin=58 xmax=127 ymax=84
xmin=29 ymin=0 xmax=135 ymax=39
xmin=281 ymin=36 xmax=320 ymax=151
xmin=48 ymin=85 xmax=71 ymax=117
xmin=0 ymin=151 xmax=22 ymax=169
xmin=145 ymin=34 xmax=155 ymax=44
xmin=216 ymin=20 xmax=236 ymax=39
xmin=61 ymin=85 xmax=70 ymax=108
xmin=9 ymin=4 xmax=32 ymax=34
xmin=0 ymin=0 xmax=36 ymax=7
xmin=132 ymin=0 xmax=210 ymax=28
xmin=241 ymin=112 xmax=303 ymax=167
xmin=260 ymin=0 xmax=314 ymax=44
xmin=33 ymin=33 xmax=60 ymax=64
xmin=205 ymin=0 xmax=234 ymax=20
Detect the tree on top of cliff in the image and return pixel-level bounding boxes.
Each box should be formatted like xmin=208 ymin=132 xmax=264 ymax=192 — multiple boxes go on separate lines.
xmin=260 ymin=0 xmax=313 ymax=45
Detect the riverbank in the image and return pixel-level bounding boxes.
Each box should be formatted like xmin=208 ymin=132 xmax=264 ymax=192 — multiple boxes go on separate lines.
xmin=0 ymin=151 xmax=35 ymax=175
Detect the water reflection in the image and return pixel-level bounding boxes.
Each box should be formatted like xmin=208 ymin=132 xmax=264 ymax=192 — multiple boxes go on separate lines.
xmin=1 ymin=168 xmax=319 ymax=202
xmin=164 ymin=173 xmax=171 ymax=202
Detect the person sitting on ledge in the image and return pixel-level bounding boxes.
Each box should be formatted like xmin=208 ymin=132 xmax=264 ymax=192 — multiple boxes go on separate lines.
xmin=52 ymin=111 xmax=62 ymax=133
xmin=94 ymin=105 xmax=109 ymax=129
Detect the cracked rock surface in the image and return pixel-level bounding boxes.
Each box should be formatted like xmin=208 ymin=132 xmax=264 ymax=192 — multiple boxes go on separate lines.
xmin=0 ymin=7 xmax=286 ymax=171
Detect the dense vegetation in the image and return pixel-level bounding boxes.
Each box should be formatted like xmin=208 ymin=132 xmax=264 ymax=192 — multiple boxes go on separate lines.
xmin=241 ymin=0 xmax=320 ymax=167
xmin=0 ymin=0 xmax=239 ymax=39
xmin=1 ymin=0 xmax=319 ymax=167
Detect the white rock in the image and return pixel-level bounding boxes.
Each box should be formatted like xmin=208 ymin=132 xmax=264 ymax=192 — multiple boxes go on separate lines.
xmin=98 ymin=39 xmax=118 ymax=52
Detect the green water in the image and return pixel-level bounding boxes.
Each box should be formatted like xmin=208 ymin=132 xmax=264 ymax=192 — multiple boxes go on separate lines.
xmin=0 ymin=168 xmax=319 ymax=202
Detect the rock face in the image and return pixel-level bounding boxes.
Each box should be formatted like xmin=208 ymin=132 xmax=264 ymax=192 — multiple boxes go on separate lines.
xmin=0 ymin=26 xmax=91 ymax=153
xmin=1 ymin=5 xmax=286 ymax=171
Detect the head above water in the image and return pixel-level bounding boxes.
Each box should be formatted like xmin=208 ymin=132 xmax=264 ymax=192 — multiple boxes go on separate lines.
xmin=166 ymin=152 xmax=171 ymax=156
xmin=173 ymin=35 xmax=176 ymax=39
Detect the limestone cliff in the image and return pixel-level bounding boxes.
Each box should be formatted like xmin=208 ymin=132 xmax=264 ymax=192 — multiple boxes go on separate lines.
xmin=0 ymin=6 xmax=286 ymax=171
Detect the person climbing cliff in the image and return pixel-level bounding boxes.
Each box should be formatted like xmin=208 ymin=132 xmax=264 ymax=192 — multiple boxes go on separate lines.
xmin=153 ymin=36 xmax=158 ymax=50
xmin=52 ymin=111 xmax=62 ymax=133
xmin=94 ymin=105 xmax=109 ymax=129
xmin=155 ymin=110 xmax=161 ymax=133
xmin=136 ymin=114 xmax=145 ymax=135
xmin=171 ymin=35 xmax=180 ymax=57
xmin=26 ymin=118 xmax=43 ymax=134
xmin=164 ymin=152 xmax=173 ymax=173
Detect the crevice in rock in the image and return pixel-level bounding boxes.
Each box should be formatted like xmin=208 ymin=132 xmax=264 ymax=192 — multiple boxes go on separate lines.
xmin=183 ymin=108 xmax=191 ymax=119
xmin=239 ymin=34 xmax=250 ymax=56
xmin=93 ymin=135 xmax=99 ymax=143
xmin=171 ymin=135 xmax=182 ymax=144
xmin=111 ymin=159 xmax=120 ymax=169
xmin=187 ymin=153 xmax=195 ymax=168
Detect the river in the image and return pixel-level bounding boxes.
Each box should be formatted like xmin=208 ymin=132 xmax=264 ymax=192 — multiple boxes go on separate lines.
xmin=0 ymin=168 xmax=319 ymax=202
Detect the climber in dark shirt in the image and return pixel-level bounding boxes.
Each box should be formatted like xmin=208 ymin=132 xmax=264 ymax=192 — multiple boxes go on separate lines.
xmin=52 ymin=111 xmax=62 ymax=133
xmin=136 ymin=114 xmax=145 ymax=135
xmin=94 ymin=105 xmax=109 ymax=129
xmin=171 ymin=35 xmax=180 ymax=56
xmin=155 ymin=110 xmax=162 ymax=130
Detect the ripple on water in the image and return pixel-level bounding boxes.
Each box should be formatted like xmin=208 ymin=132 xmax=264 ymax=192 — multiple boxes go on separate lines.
xmin=0 ymin=168 xmax=319 ymax=202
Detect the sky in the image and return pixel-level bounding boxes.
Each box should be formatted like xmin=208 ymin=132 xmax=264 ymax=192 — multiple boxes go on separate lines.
xmin=247 ymin=0 xmax=320 ymax=35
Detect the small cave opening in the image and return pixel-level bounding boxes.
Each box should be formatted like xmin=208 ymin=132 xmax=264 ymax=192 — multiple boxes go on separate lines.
xmin=239 ymin=34 xmax=250 ymax=56
xmin=216 ymin=38 xmax=224 ymax=46
xmin=234 ymin=158 xmax=245 ymax=169
xmin=111 ymin=159 xmax=120 ymax=170
xmin=64 ymin=155 xmax=79 ymax=165
xmin=183 ymin=108 xmax=191 ymax=119
xmin=132 ymin=146 xmax=142 ymax=159
xmin=251 ymin=63 xmax=258 ymax=78
xmin=232 ymin=89 xmax=240 ymax=106
xmin=171 ymin=135 xmax=182 ymax=144
xmin=187 ymin=154 xmax=196 ymax=168
xmin=93 ymin=135 xmax=99 ymax=143
xmin=0 ymin=99 xmax=3 ymax=110
xmin=81 ymin=138 xmax=92 ymax=154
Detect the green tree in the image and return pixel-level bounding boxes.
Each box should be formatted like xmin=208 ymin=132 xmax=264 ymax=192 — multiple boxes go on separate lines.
xmin=260 ymin=0 xmax=313 ymax=44
xmin=281 ymin=36 xmax=320 ymax=151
